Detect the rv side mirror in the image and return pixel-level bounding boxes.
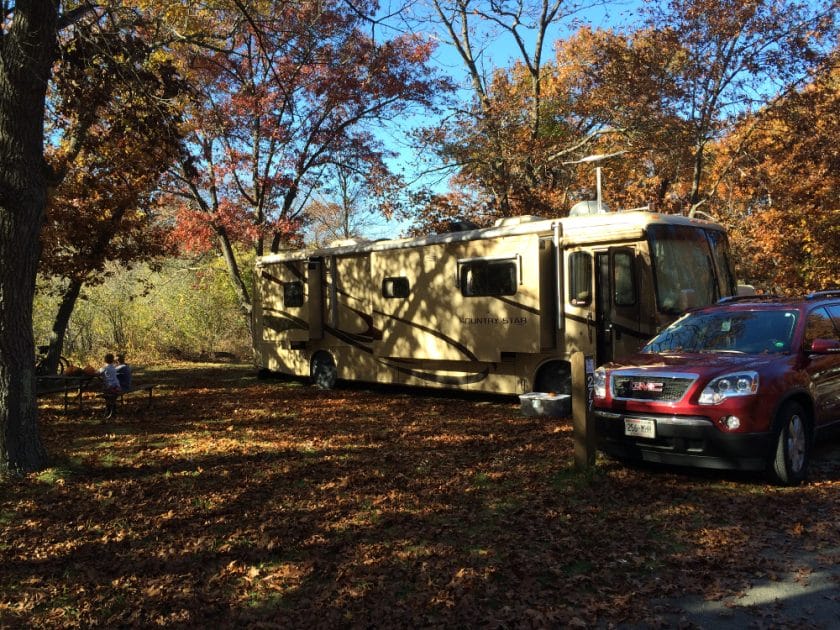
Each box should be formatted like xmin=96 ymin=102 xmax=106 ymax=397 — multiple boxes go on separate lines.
xmin=809 ymin=338 xmax=840 ymax=354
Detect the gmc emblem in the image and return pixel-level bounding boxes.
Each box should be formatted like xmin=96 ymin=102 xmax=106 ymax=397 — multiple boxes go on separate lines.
xmin=632 ymin=381 xmax=664 ymax=393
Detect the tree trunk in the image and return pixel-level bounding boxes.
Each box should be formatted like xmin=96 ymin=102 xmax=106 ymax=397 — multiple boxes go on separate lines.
xmin=44 ymin=191 xmax=130 ymax=375
xmin=0 ymin=2 xmax=58 ymax=475
xmin=43 ymin=279 xmax=83 ymax=375
xmin=216 ymin=228 xmax=254 ymax=342
xmin=689 ymin=142 xmax=705 ymax=207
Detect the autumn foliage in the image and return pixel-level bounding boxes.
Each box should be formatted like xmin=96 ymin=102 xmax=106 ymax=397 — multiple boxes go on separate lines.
xmin=41 ymin=28 xmax=183 ymax=285
xmin=414 ymin=1 xmax=837 ymax=292
xmin=713 ymin=58 xmax=840 ymax=292
xmin=7 ymin=0 xmax=838 ymax=481
xmin=157 ymin=0 xmax=445 ymax=332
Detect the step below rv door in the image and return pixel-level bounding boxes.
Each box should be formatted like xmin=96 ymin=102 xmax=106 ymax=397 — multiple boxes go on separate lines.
xmin=307 ymin=257 xmax=324 ymax=340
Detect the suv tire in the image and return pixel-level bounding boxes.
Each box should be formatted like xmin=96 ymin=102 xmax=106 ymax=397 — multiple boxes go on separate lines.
xmin=768 ymin=401 xmax=810 ymax=485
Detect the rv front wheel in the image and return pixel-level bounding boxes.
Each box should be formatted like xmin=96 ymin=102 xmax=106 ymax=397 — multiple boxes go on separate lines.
xmin=534 ymin=361 xmax=572 ymax=395
xmin=311 ymin=352 xmax=337 ymax=389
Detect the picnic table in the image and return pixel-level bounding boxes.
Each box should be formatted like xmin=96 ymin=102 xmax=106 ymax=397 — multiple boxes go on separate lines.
xmin=37 ymin=374 xmax=156 ymax=414
xmin=101 ymin=383 xmax=156 ymax=408
xmin=36 ymin=374 xmax=98 ymax=412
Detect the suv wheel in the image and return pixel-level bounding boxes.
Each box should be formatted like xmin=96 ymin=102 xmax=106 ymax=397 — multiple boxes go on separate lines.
xmin=768 ymin=401 xmax=810 ymax=485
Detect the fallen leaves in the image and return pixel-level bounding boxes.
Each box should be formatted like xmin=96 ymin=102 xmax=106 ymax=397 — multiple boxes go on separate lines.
xmin=1 ymin=364 xmax=838 ymax=627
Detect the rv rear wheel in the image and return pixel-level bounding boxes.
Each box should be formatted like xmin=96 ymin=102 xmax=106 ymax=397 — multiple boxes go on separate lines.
xmin=311 ymin=352 xmax=337 ymax=389
xmin=534 ymin=361 xmax=572 ymax=395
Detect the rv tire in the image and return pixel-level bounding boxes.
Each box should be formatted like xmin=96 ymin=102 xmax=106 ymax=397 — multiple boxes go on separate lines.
xmin=311 ymin=352 xmax=337 ymax=389
xmin=534 ymin=361 xmax=572 ymax=395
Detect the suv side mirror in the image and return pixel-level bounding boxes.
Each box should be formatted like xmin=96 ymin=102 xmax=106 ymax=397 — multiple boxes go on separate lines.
xmin=809 ymin=338 xmax=840 ymax=354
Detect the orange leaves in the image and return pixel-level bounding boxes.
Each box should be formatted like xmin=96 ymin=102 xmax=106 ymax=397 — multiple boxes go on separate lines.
xmin=426 ymin=0 xmax=835 ymax=240
xmin=715 ymin=59 xmax=840 ymax=292
xmin=166 ymin=0 xmax=444 ymax=258
xmin=41 ymin=26 xmax=183 ymax=284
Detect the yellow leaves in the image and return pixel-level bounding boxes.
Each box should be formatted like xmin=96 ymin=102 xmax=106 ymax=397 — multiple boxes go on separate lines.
xmin=126 ymin=0 xmax=215 ymax=32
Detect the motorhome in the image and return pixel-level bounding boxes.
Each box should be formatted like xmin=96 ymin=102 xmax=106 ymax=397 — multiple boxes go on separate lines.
xmin=253 ymin=210 xmax=737 ymax=396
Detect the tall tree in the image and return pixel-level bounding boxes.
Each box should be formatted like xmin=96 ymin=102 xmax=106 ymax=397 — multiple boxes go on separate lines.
xmin=37 ymin=23 xmax=184 ymax=375
xmin=545 ymin=26 xmax=699 ymax=213
xmin=0 ymin=1 xmax=61 ymax=474
xmin=412 ymin=0 xmax=601 ymax=219
xmin=713 ymin=52 xmax=840 ymax=292
xmin=0 ymin=0 xmax=204 ymax=474
xmin=639 ymin=0 xmax=837 ymax=212
xmin=415 ymin=0 xmax=837 ymax=224
xmin=163 ymin=0 xmax=443 ymax=336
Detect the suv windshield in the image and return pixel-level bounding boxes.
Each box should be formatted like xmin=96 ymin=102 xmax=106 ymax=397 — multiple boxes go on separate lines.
xmin=644 ymin=309 xmax=799 ymax=355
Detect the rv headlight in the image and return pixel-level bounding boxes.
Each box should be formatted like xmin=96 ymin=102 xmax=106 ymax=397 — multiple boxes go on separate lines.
xmin=698 ymin=371 xmax=759 ymax=405
xmin=593 ymin=368 xmax=607 ymax=399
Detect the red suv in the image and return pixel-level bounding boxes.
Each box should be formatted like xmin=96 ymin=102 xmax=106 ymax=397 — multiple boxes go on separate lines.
xmin=593 ymin=291 xmax=840 ymax=484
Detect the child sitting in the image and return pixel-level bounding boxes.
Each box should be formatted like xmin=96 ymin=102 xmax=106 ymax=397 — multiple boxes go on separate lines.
xmin=115 ymin=354 xmax=132 ymax=391
xmin=99 ymin=353 xmax=121 ymax=418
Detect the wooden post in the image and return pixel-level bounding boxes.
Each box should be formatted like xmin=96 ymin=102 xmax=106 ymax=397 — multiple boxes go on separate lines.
xmin=572 ymin=351 xmax=596 ymax=469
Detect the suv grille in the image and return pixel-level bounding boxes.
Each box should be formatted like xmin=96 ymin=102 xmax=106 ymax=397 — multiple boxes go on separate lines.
xmin=612 ymin=373 xmax=697 ymax=402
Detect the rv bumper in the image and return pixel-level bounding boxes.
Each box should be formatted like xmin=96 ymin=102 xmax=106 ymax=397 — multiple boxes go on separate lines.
xmin=594 ymin=410 xmax=772 ymax=471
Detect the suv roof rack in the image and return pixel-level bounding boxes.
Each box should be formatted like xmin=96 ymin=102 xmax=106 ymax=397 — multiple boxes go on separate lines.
xmin=717 ymin=294 xmax=780 ymax=304
xmin=806 ymin=289 xmax=840 ymax=300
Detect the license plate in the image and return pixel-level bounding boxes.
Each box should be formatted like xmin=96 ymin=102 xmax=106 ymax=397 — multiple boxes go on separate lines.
xmin=625 ymin=417 xmax=656 ymax=439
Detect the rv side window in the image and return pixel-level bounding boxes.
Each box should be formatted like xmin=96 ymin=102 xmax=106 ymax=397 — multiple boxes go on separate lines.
xmin=569 ymin=252 xmax=592 ymax=306
xmin=382 ymin=276 xmax=410 ymax=299
xmin=614 ymin=251 xmax=636 ymax=306
xmin=459 ymin=260 xmax=517 ymax=297
xmin=283 ymin=281 xmax=304 ymax=308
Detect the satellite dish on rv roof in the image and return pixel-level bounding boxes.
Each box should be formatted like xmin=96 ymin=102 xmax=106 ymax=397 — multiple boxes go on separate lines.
xmin=569 ymin=200 xmax=610 ymax=216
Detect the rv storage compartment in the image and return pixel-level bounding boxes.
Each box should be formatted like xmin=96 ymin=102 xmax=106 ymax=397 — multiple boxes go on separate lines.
xmin=519 ymin=392 xmax=571 ymax=418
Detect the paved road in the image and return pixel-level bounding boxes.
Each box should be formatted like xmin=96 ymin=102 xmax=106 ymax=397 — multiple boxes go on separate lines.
xmin=655 ymin=440 xmax=840 ymax=629
xmin=660 ymin=547 xmax=840 ymax=629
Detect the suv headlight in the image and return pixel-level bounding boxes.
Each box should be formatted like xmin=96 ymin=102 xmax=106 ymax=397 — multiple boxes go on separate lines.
xmin=698 ymin=371 xmax=759 ymax=405
xmin=593 ymin=368 xmax=607 ymax=399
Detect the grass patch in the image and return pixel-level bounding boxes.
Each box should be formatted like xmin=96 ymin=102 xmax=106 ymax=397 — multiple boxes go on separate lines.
xmin=33 ymin=466 xmax=74 ymax=485
xmin=549 ymin=463 xmax=606 ymax=491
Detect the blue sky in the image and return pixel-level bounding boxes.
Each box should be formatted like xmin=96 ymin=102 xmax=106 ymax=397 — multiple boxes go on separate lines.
xmin=359 ymin=1 xmax=647 ymax=240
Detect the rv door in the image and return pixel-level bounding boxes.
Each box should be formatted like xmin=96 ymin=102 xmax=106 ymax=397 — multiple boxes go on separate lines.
xmin=307 ymin=257 xmax=324 ymax=340
xmin=595 ymin=247 xmax=641 ymax=365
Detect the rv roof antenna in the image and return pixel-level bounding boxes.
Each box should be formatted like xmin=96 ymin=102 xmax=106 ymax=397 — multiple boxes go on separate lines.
xmin=563 ymin=151 xmax=627 ymax=214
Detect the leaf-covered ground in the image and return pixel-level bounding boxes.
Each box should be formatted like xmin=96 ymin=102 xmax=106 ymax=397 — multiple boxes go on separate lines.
xmin=2 ymin=364 xmax=838 ymax=628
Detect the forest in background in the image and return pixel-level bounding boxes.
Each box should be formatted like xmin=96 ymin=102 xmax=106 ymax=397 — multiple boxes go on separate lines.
xmin=31 ymin=0 xmax=839 ymax=365
xmin=34 ymin=257 xmax=253 ymax=367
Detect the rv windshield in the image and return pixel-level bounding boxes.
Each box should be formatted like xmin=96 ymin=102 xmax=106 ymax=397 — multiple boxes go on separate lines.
xmin=648 ymin=225 xmax=727 ymax=315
